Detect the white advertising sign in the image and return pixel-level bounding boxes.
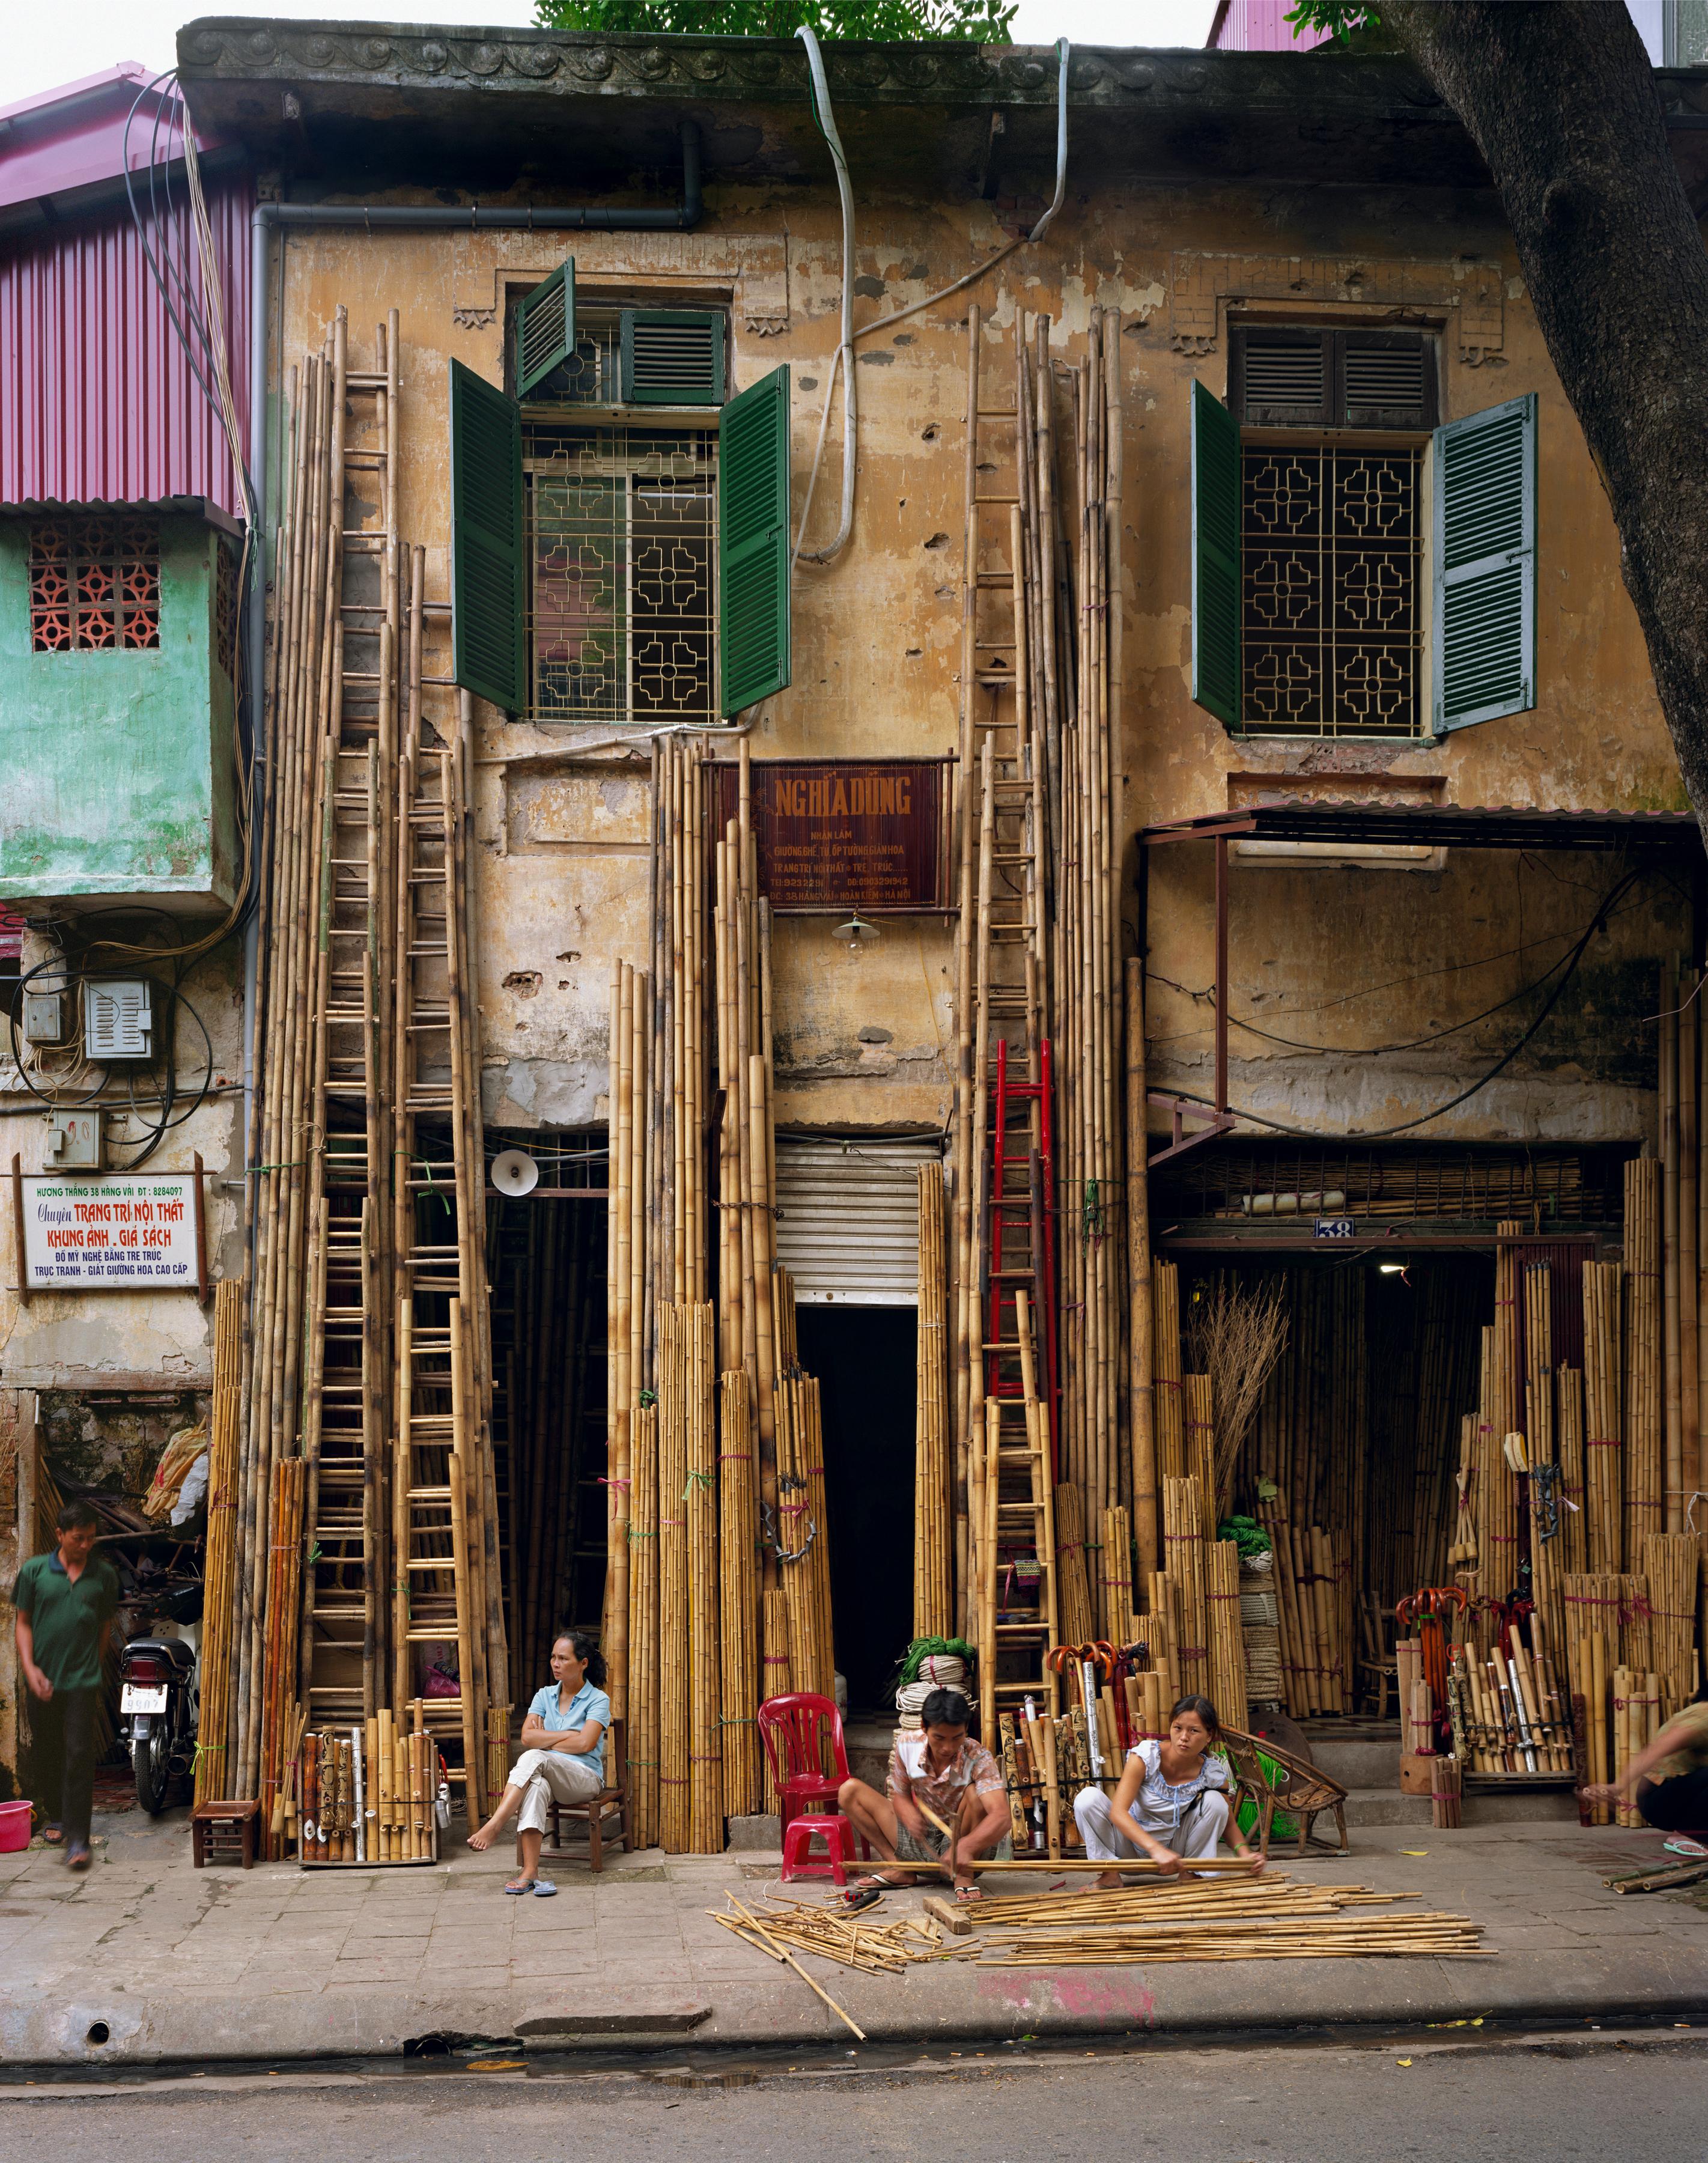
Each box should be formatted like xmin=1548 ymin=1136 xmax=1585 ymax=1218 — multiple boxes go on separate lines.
xmin=22 ymin=1174 xmax=199 ymax=1290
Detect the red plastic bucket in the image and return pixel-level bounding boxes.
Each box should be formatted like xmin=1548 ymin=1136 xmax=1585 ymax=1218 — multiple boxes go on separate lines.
xmin=0 ymin=1800 xmax=31 ymax=1854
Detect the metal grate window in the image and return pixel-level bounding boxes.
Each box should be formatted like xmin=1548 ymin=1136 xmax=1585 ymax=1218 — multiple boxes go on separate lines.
xmin=528 ymin=312 xmax=622 ymax=406
xmin=29 ymin=516 xmax=160 ymax=652
xmin=524 ymin=422 xmax=717 ymax=725
xmin=1241 ymin=445 xmax=1423 ymax=738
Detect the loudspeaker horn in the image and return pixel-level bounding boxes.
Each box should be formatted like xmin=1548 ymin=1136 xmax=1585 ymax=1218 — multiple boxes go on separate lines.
xmin=490 ymin=1149 xmax=540 ymax=1197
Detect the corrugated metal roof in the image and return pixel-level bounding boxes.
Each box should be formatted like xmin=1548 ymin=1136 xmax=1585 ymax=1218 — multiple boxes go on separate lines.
xmin=0 ymin=169 xmax=251 ymax=516
xmin=773 ymin=1137 xmax=941 ymax=1308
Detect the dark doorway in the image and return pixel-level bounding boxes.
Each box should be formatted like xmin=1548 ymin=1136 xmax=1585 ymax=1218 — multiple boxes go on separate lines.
xmin=794 ymin=1304 xmax=916 ymax=1718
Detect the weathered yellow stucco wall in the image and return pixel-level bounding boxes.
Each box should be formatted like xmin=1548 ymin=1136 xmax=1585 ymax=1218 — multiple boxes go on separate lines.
xmin=266 ymin=154 xmax=1686 ymax=1152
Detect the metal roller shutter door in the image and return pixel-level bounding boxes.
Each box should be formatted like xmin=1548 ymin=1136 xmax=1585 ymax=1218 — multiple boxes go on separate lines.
xmin=772 ymin=1137 xmax=940 ymax=1307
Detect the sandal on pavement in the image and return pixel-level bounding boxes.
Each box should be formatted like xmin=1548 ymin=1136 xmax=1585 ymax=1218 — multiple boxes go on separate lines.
xmin=1663 ymin=1837 xmax=1708 ymax=1858
xmin=952 ymin=1882 xmax=983 ymax=1903
xmin=41 ymin=1824 xmax=64 ymax=1847
xmin=504 ymin=1876 xmax=536 ymax=1894
xmin=65 ymin=1845 xmax=91 ymax=1872
xmin=532 ymin=1878 xmax=558 ymax=1896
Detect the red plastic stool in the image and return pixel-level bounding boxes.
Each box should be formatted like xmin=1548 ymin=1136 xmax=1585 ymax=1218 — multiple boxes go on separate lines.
xmin=780 ymin=1812 xmax=860 ymax=1884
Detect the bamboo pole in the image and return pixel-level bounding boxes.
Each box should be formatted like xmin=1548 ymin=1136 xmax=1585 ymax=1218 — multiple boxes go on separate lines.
xmin=914 ymin=1161 xmax=953 ymax=1638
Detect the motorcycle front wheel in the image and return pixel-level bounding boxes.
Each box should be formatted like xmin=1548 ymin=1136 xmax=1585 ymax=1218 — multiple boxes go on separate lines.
xmin=132 ymin=1723 xmax=171 ymax=1815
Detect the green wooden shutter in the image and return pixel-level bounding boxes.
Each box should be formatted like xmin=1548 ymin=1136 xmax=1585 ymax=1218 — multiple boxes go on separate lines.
xmin=719 ymin=365 xmax=791 ymax=717
xmin=514 ymin=258 xmax=575 ymax=398
xmin=449 ymin=358 xmax=525 ymax=714
xmin=1433 ymin=392 xmax=1536 ymax=732
xmin=1191 ymin=379 xmax=1241 ymax=727
xmin=622 ymin=309 xmax=726 ymax=407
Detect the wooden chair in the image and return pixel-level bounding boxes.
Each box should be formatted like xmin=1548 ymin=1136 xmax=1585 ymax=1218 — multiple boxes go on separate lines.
xmin=192 ymin=1798 xmax=260 ymax=1870
xmin=1356 ymin=1592 xmax=1399 ymax=1720
xmin=515 ymin=1718 xmax=630 ymax=1875
xmin=1222 ymin=1727 xmax=1349 ymax=1858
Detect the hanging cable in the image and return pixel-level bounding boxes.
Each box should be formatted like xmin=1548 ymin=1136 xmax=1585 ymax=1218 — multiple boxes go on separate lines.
xmin=792 ymin=26 xmax=857 ymax=566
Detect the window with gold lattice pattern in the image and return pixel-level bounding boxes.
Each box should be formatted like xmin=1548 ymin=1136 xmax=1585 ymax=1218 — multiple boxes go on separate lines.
xmin=1241 ymin=444 xmax=1422 ymax=739
xmin=29 ymin=517 xmax=162 ymax=653
xmin=524 ymin=422 xmax=716 ymax=725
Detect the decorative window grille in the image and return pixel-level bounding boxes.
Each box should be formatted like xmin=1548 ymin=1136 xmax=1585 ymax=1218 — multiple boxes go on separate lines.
xmin=524 ymin=422 xmax=717 ymax=725
xmin=213 ymin=541 xmax=238 ymax=681
xmin=1241 ymin=445 xmax=1423 ymax=738
xmin=29 ymin=516 xmax=161 ymax=652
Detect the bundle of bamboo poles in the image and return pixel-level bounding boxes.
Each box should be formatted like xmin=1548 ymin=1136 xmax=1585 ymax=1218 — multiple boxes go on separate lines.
xmin=1162 ymin=1476 xmax=1209 ymax=1699
xmin=300 ymin=1704 xmax=434 ymax=1863
xmin=628 ymin=1401 xmax=661 ymax=1848
xmin=1451 ymin=1629 xmax=1571 ymax=1775
xmin=974 ymin=1873 xmax=1406 ymax=1928
xmin=1184 ymin=1375 xmax=1216 ymax=1535
xmin=1153 ymin=1260 xmax=1185 ymax=1480
xmin=1206 ymin=1538 xmax=1248 ymax=1732
xmin=257 ymin=1456 xmax=306 ymax=1857
xmin=684 ymin=1306 xmax=723 ymax=1855
xmin=1643 ymin=1532 xmax=1701 ymax=1714
xmin=776 ymin=1354 xmax=835 ymax=1703
xmin=1658 ymin=960 xmax=1703 ymax=1539
xmin=979 ymin=1912 xmax=1487 ymax=1965
xmin=761 ymin=1586 xmax=792 ymax=1816
xmin=1625 ymin=1157 xmax=1665 ymax=1560
xmin=1054 ymin=1481 xmax=1096 ymax=1646
xmin=605 ymin=953 xmax=649 ymax=1742
xmin=657 ymin=1303 xmax=693 ymax=1854
xmin=719 ymin=1372 xmax=762 ymax=1819
xmin=194 ymin=1277 xmax=245 ymax=1807
xmin=1099 ymin=1505 xmax=1132 ymax=1645
xmin=914 ymin=1162 xmax=953 ymax=1638
xmin=1612 ymin=1664 xmax=1665 ymax=1828
xmin=1583 ymin=1258 xmax=1624 ymax=1572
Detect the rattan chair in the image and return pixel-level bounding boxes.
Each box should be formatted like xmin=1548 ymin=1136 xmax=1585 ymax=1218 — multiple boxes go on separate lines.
xmin=1223 ymin=1727 xmax=1349 ymax=1857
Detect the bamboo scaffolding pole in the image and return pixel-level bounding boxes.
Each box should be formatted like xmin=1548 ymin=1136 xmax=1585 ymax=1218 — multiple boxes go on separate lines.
xmin=719 ymin=1372 xmax=761 ymax=1819
xmin=914 ymin=1160 xmax=953 ymax=1638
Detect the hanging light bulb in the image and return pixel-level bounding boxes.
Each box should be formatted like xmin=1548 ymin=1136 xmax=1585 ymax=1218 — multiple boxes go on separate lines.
xmin=830 ymin=908 xmax=881 ymax=951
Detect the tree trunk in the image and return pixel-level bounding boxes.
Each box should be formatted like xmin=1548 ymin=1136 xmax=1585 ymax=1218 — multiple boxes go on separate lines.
xmin=1387 ymin=0 xmax=1708 ymax=837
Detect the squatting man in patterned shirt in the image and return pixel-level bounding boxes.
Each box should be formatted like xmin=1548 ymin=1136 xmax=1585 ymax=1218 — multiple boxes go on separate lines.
xmin=836 ymin=1686 xmax=1011 ymax=1905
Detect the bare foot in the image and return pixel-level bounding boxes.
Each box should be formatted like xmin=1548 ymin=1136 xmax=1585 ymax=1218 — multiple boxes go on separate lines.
xmin=1093 ymin=1870 xmax=1125 ymax=1890
xmin=467 ymin=1821 xmax=500 ymax=1852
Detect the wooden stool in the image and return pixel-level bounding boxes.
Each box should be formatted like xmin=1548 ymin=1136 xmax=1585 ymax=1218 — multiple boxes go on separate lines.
xmin=192 ymin=1799 xmax=260 ymax=1870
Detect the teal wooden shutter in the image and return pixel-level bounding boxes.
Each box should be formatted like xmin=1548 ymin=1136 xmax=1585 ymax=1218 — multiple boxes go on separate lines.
xmin=1191 ymin=380 xmax=1242 ymax=727
xmin=622 ymin=309 xmax=726 ymax=406
xmin=449 ymin=358 xmax=525 ymax=713
xmin=514 ymin=258 xmax=575 ymax=398
xmin=719 ymin=365 xmax=791 ymax=717
xmin=1433 ymin=392 xmax=1536 ymax=732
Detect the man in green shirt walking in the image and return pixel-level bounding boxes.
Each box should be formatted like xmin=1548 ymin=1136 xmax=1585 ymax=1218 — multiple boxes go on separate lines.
xmin=13 ymin=1500 xmax=120 ymax=1870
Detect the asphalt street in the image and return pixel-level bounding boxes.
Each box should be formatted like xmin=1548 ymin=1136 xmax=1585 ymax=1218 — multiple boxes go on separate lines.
xmin=0 ymin=2030 xmax=1700 ymax=2162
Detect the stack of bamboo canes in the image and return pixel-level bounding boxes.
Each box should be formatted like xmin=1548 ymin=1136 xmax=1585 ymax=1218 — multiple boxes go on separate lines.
xmin=683 ymin=1305 xmax=723 ymax=1855
xmin=1184 ymin=1375 xmax=1216 ymax=1536
xmin=1612 ymin=1664 xmax=1664 ymax=1828
xmin=1153 ymin=1260 xmax=1185 ymax=1480
xmin=195 ymin=1276 xmax=244 ymax=1808
xmin=761 ymin=1586 xmax=792 ymax=1816
xmin=606 ymin=954 xmax=649 ymax=1742
xmin=300 ymin=1704 xmax=435 ymax=1863
xmin=719 ymin=1373 xmax=762 ymax=1819
xmin=1206 ymin=1538 xmax=1248 ymax=1733
xmin=1054 ymin=1481 xmax=1096 ymax=1646
xmin=1583 ymin=1259 xmax=1624 ymax=1572
xmin=628 ymin=1402 xmax=661 ymax=1848
xmin=257 ymin=1456 xmax=306 ymax=1855
xmin=1099 ymin=1505 xmax=1132 ymax=1645
xmin=1625 ymin=1158 xmax=1665 ymax=1561
xmin=914 ymin=1163 xmax=952 ymax=1639
xmin=1162 ymin=1476 xmax=1208 ymax=1699
xmin=1643 ymin=1532 xmax=1702 ymax=1714
xmin=657 ymin=1303 xmax=694 ymax=1854
xmin=979 ymin=1912 xmax=1486 ymax=1965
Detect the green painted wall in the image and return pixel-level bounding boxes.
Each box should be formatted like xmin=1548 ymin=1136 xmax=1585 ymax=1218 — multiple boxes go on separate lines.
xmin=0 ymin=515 xmax=238 ymax=909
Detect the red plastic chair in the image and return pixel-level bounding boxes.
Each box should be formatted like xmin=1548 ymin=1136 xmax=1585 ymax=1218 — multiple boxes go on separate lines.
xmin=758 ymin=1692 xmax=849 ymax=1828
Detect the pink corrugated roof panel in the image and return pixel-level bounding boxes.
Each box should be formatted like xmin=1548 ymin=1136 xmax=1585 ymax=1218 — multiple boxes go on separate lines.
xmin=1211 ymin=1 xmax=1332 ymax=52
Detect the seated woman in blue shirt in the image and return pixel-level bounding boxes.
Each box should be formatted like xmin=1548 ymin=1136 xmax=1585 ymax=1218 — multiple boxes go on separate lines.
xmin=467 ymin=1630 xmax=610 ymax=1894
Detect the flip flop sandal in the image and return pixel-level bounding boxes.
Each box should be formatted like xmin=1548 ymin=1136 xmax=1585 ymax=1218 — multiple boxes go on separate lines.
xmin=41 ymin=1825 xmax=64 ymax=1847
xmin=532 ymin=1878 xmax=558 ymax=1896
xmin=1664 ymin=1837 xmax=1708 ymax=1858
xmin=952 ymin=1883 xmax=984 ymax=1903
xmin=503 ymin=1878 xmax=536 ymax=1895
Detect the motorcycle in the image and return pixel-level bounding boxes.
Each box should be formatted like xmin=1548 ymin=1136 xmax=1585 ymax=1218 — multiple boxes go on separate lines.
xmin=120 ymin=1576 xmax=202 ymax=1815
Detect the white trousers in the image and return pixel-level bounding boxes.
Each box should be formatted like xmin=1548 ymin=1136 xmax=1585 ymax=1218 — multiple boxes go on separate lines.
xmin=509 ymin=1747 xmax=603 ymax=1834
xmin=1073 ymin=1783 xmax=1229 ymax=1863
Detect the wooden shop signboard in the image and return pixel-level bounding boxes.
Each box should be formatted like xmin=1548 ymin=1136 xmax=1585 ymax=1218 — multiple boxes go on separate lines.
xmin=14 ymin=1166 xmax=207 ymax=1298
xmin=710 ymin=757 xmax=952 ymax=913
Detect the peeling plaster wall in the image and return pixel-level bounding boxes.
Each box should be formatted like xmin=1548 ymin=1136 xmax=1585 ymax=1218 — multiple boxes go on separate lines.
xmin=264 ymin=156 xmax=1683 ymax=1154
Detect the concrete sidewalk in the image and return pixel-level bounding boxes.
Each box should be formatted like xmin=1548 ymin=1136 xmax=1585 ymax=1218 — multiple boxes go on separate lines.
xmin=1 ymin=1807 xmax=1704 ymax=2066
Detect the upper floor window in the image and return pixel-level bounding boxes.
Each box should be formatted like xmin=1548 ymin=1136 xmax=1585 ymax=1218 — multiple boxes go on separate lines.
xmin=30 ymin=516 xmax=160 ymax=653
xmin=1192 ymin=327 xmax=1536 ymax=743
xmin=448 ymin=258 xmax=790 ymax=726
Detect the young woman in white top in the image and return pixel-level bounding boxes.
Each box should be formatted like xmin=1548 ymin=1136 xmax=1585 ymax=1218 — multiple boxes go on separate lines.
xmin=1072 ymin=1693 xmax=1262 ymax=1886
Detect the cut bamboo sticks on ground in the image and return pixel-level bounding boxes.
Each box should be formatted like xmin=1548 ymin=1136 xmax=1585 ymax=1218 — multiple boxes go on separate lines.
xmin=976 ymin=1913 xmax=1489 ymax=1963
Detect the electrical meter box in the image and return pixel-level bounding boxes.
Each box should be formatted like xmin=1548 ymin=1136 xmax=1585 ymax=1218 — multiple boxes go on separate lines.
xmin=85 ymin=979 xmax=153 ymax=1060
xmin=46 ymin=1109 xmax=103 ymax=1170
xmin=21 ymin=990 xmax=63 ymax=1044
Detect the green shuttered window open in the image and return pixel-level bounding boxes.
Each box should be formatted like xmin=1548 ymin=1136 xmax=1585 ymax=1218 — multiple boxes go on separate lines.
xmin=1433 ymin=392 xmax=1536 ymax=732
xmin=515 ymin=259 xmax=576 ymax=398
xmin=1191 ymin=380 xmax=1241 ymax=726
xmin=449 ymin=359 xmax=525 ymax=713
xmin=622 ymin=309 xmax=726 ymax=407
xmin=719 ymin=365 xmax=791 ymax=717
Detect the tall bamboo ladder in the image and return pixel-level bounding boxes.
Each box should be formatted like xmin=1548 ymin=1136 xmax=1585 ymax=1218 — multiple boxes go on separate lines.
xmin=958 ymin=301 xmax=1060 ymax=1738
xmin=300 ymin=310 xmax=401 ymax=1728
xmin=386 ymin=589 xmax=496 ymax=1818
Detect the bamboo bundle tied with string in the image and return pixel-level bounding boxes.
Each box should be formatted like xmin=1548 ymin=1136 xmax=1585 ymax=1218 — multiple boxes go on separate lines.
xmin=1625 ymin=1158 xmax=1665 ymax=1561
xmin=1206 ymin=1537 xmax=1248 ymax=1732
xmin=1557 ymin=1363 xmax=1589 ymax=1579
xmin=657 ymin=1304 xmax=693 ymax=1853
xmin=761 ymin=1586 xmax=792 ymax=1816
xmin=257 ymin=1456 xmax=306 ymax=1858
xmin=1583 ymin=1258 xmax=1624 ymax=1574
xmin=1099 ymin=1506 xmax=1132 ymax=1647
xmin=627 ymin=1401 xmax=661 ymax=1851
xmin=1184 ymin=1376 xmax=1217 ymax=1539
xmin=1643 ymin=1532 xmax=1701 ymax=1715
xmin=719 ymin=1371 xmax=762 ymax=1820
xmin=914 ymin=1161 xmax=953 ymax=1639
xmin=1153 ymin=1261 xmax=1185 ymax=1480
xmin=685 ymin=1302 xmax=723 ymax=1854
xmin=1162 ymin=1476 xmax=1209 ymax=1697
xmin=195 ymin=1276 xmax=245 ymax=1808
xmin=1054 ymin=1480 xmax=1097 ymax=1647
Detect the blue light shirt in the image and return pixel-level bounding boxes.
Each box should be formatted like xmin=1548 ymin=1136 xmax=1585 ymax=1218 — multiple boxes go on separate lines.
xmin=527 ymin=1679 xmax=610 ymax=1781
